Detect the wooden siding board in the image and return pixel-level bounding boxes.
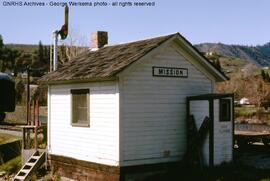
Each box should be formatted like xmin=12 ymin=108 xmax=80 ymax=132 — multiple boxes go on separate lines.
xmin=213 ymin=99 xmax=233 ymax=165
xmin=49 ymin=81 xmax=120 ymax=166
xmin=120 ymin=46 xmax=213 ymax=166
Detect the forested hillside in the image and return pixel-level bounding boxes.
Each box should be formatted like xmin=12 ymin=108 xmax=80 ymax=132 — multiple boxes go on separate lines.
xmin=0 ymin=35 xmax=49 ymax=76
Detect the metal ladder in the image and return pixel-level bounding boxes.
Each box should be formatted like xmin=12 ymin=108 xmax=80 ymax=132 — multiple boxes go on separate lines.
xmin=13 ymin=151 xmax=45 ymax=181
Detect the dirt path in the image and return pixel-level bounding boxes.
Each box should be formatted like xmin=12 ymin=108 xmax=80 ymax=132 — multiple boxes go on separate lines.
xmin=0 ymin=129 xmax=22 ymax=137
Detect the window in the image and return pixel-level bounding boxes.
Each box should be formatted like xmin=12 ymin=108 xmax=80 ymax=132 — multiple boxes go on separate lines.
xmin=220 ymin=99 xmax=231 ymax=122
xmin=71 ymin=89 xmax=89 ymax=126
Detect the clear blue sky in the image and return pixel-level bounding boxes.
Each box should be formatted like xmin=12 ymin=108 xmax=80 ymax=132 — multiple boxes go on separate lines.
xmin=0 ymin=0 xmax=269 ymax=46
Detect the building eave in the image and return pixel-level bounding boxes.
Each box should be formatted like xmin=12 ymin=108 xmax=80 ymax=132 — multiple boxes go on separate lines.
xmin=174 ymin=33 xmax=228 ymax=82
xmin=39 ymin=76 xmax=117 ymax=85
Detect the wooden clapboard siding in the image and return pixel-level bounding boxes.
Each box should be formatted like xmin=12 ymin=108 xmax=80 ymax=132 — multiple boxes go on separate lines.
xmin=48 ymin=81 xmax=120 ymax=166
xmin=119 ymin=45 xmax=213 ymax=166
xmin=213 ymin=99 xmax=233 ymax=165
xmin=189 ymin=100 xmax=210 ymax=166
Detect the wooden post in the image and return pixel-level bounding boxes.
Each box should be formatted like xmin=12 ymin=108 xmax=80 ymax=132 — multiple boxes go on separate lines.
xmin=33 ymin=101 xmax=35 ymax=126
xmin=26 ymin=68 xmax=30 ymax=125
xmin=26 ymin=128 xmax=30 ymax=149
xmin=22 ymin=127 xmax=25 ymax=149
xmin=29 ymin=102 xmax=32 ymax=125
xmin=36 ymin=100 xmax=39 ymax=126
xmin=34 ymin=126 xmax=38 ymax=150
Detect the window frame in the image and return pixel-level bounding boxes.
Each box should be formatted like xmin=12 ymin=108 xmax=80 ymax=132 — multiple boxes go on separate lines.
xmin=219 ymin=98 xmax=231 ymax=122
xmin=70 ymin=89 xmax=90 ymax=127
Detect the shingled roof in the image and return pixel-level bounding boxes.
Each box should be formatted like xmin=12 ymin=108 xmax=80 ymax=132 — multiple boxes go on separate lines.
xmin=40 ymin=33 xmax=176 ymax=83
xmin=40 ymin=32 xmax=228 ymax=83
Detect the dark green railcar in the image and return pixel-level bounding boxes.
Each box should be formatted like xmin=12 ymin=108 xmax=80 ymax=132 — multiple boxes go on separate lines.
xmin=0 ymin=73 xmax=16 ymax=121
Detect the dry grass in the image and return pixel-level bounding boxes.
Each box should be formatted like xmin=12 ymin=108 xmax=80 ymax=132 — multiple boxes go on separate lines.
xmin=0 ymin=133 xmax=20 ymax=145
xmin=5 ymin=106 xmax=47 ymax=125
xmin=0 ymin=156 xmax=21 ymax=174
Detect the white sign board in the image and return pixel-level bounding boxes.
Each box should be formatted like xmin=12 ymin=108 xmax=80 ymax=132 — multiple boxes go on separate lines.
xmin=152 ymin=66 xmax=188 ymax=78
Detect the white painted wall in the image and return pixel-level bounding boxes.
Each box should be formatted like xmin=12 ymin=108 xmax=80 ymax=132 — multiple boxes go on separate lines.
xmin=119 ymin=45 xmax=213 ymax=166
xmin=213 ymin=98 xmax=233 ymax=165
xmin=48 ymin=81 xmax=119 ymax=166
xmin=189 ymin=100 xmax=210 ymax=166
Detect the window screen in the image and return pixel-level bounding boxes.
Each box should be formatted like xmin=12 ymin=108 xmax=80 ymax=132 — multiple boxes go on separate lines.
xmin=220 ymin=99 xmax=231 ymax=122
xmin=71 ymin=89 xmax=89 ymax=126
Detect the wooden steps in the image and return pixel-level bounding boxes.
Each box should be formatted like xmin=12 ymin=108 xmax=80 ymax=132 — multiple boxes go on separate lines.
xmin=13 ymin=151 xmax=45 ymax=181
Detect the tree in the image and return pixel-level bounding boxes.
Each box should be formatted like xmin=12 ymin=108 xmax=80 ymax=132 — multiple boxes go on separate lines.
xmin=59 ymin=28 xmax=87 ymax=65
xmin=0 ymin=35 xmax=22 ymax=73
xmin=0 ymin=35 xmax=4 ymax=71
xmin=15 ymin=53 xmax=33 ymax=70
xmin=261 ymin=69 xmax=266 ymax=80
xmin=58 ymin=45 xmax=68 ymax=65
xmin=217 ymin=70 xmax=270 ymax=107
xmin=32 ymin=41 xmax=44 ymax=67
xmin=0 ymin=35 xmax=3 ymax=47
xmin=214 ymin=59 xmax=221 ymax=70
xmin=0 ymin=35 xmax=3 ymax=58
xmin=15 ymin=78 xmax=25 ymax=104
xmin=0 ymin=47 xmax=20 ymax=72
xmin=248 ymin=77 xmax=270 ymax=107
xmin=38 ymin=41 xmax=44 ymax=63
xmin=31 ymin=41 xmax=50 ymax=75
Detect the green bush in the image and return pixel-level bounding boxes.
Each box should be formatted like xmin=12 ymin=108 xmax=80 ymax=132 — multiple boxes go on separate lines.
xmin=0 ymin=156 xmax=21 ymax=174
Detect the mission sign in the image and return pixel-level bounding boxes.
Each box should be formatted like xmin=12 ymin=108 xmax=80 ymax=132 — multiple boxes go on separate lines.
xmin=152 ymin=66 xmax=188 ymax=78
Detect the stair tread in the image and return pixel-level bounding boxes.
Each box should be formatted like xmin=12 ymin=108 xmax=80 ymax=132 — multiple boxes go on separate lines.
xmin=13 ymin=151 xmax=45 ymax=181
xmin=25 ymin=162 xmax=35 ymax=166
xmin=14 ymin=175 xmax=26 ymax=179
xmin=20 ymin=169 xmax=31 ymax=173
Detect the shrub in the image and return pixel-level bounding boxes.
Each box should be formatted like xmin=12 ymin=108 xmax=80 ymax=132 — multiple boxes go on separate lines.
xmin=0 ymin=156 xmax=21 ymax=174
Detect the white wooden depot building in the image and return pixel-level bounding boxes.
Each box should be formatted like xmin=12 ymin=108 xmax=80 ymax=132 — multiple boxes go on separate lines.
xmin=41 ymin=31 xmax=233 ymax=180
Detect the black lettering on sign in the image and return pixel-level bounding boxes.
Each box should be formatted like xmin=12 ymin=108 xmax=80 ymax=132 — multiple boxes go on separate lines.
xmin=159 ymin=69 xmax=164 ymax=74
xmin=152 ymin=67 xmax=188 ymax=78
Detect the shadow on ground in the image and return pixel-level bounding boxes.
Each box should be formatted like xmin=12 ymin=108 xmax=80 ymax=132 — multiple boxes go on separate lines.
xmin=143 ymin=145 xmax=270 ymax=181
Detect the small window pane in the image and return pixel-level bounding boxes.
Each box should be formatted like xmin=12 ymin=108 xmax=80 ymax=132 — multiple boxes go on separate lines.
xmin=71 ymin=89 xmax=89 ymax=126
xmin=220 ymin=99 xmax=231 ymax=122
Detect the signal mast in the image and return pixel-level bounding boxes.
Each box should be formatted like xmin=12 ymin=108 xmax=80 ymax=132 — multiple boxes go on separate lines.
xmin=51 ymin=5 xmax=69 ymax=71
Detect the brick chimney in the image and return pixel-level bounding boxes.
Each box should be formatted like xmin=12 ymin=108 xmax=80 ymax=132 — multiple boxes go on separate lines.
xmin=91 ymin=31 xmax=108 ymax=49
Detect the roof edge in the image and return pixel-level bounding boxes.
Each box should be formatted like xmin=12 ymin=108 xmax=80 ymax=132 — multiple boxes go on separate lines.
xmin=105 ymin=32 xmax=179 ymax=48
xmin=174 ymin=33 xmax=229 ymax=82
xmin=38 ymin=76 xmax=117 ymax=85
xmin=114 ymin=33 xmax=178 ymax=76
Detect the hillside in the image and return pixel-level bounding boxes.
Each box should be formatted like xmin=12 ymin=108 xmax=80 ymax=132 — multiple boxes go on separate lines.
xmin=6 ymin=42 xmax=270 ymax=67
xmin=6 ymin=44 xmax=39 ymax=54
xmin=218 ymin=56 xmax=250 ymax=74
xmin=4 ymin=42 xmax=269 ymax=73
xmin=195 ymin=42 xmax=270 ymax=67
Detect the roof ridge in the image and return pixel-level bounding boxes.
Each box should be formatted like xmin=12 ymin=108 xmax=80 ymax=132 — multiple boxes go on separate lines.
xmin=104 ymin=32 xmax=178 ymax=48
xmin=40 ymin=31 xmax=227 ymax=83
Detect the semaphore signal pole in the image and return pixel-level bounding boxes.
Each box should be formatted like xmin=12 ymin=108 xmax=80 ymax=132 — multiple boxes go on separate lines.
xmin=53 ymin=30 xmax=58 ymax=71
xmin=50 ymin=5 xmax=69 ymax=72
